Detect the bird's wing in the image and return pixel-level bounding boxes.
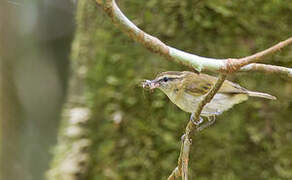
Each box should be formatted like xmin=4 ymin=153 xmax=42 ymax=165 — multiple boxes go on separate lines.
xmin=220 ymin=80 xmax=248 ymax=94
xmin=184 ymin=73 xmax=248 ymax=96
xmin=202 ymin=74 xmax=248 ymax=94
xmin=183 ymin=73 xmax=213 ymax=96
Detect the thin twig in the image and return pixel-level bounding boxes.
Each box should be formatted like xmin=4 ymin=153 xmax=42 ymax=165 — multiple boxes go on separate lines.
xmin=240 ymin=63 xmax=292 ymax=77
xmin=95 ymin=0 xmax=292 ymax=76
xmin=168 ymin=74 xmax=227 ymax=180
xmin=239 ymin=37 xmax=292 ymax=66
xmin=224 ymin=37 xmax=292 ymax=73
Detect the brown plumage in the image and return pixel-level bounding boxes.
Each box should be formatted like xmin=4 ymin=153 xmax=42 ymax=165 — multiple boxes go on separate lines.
xmin=144 ymin=71 xmax=276 ymax=117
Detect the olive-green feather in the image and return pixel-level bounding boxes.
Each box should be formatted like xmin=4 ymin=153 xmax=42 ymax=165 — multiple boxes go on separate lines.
xmin=183 ymin=72 xmax=248 ymax=96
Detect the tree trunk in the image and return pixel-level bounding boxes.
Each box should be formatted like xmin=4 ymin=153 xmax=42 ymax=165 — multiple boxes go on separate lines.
xmin=47 ymin=1 xmax=98 ymax=179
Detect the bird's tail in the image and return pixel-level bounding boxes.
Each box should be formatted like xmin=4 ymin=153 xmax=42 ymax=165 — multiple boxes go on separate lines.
xmin=247 ymin=91 xmax=277 ymax=100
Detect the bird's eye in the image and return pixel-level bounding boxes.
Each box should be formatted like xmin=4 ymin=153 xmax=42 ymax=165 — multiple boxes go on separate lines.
xmin=163 ymin=77 xmax=169 ymax=82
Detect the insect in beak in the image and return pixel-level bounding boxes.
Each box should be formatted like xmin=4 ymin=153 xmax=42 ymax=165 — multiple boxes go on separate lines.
xmin=142 ymin=79 xmax=160 ymax=90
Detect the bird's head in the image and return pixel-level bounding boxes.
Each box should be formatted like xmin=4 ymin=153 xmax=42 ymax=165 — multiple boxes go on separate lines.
xmin=142 ymin=71 xmax=188 ymax=93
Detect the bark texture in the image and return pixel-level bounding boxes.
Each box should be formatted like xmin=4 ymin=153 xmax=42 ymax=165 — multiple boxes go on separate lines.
xmin=47 ymin=1 xmax=98 ymax=179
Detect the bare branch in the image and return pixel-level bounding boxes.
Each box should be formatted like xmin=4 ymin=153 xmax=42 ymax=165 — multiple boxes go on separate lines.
xmin=239 ymin=37 xmax=292 ymax=66
xmin=167 ymin=167 xmax=180 ymax=180
xmin=167 ymin=74 xmax=227 ymax=180
xmin=95 ymin=1 xmax=292 ymax=179
xmin=240 ymin=63 xmax=292 ymax=77
xmin=224 ymin=37 xmax=292 ymax=73
xmin=95 ymin=0 xmax=292 ymax=76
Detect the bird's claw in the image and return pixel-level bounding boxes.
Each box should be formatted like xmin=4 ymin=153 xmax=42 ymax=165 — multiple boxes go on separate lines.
xmin=190 ymin=113 xmax=204 ymax=125
xmin=190 ymin=112 xmax=219 ymax=131
xmin=207 ymin=115 xmax=216 ymax=122
xmin=197 ymin=115 xmax=216 ymax=132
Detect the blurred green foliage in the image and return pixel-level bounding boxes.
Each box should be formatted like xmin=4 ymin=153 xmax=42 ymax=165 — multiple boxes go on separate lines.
xmin=75 ymin=0 xmax=292 ymax=179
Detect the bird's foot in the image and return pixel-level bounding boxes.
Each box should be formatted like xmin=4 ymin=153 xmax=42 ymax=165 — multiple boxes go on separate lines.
xmin=190 ymin=113 xmax=204 ymax=126
xmin=207 ymin=114 xmax=216 ymax=122
xmin=197 ymin=115 xmax=216 ymax=132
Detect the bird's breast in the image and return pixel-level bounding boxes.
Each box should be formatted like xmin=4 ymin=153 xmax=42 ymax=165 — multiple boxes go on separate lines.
xmin=165 ymin=90 xmax=202 ymax=113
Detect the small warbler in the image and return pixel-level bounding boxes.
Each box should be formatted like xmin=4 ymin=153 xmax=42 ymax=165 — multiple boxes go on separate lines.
xmin=143 ymin=71 xmax=276 ymax=128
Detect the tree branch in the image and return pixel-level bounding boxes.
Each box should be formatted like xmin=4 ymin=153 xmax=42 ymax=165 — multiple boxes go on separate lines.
xmin=240 ymin=63 xmax=292 ymax=77
xmin=167 ymin=74 xmax=227 ymax=180
xmin=95 ymin=0 xmax=292 ymax=76
xmin=239 ymin=37 xmax=292 ymax=66
xmin=95 ymin=0 xmax=292 ymax=179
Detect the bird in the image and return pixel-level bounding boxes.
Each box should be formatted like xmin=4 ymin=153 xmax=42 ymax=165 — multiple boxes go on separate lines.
xmin=142 ymin=71 xmax=276 ymax=130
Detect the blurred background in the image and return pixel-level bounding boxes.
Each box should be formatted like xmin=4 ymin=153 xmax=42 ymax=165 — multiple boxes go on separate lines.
xmin=1 ymin=0 xmax=292 ymax=180
xmin=0 ymin=0 xmax=74 ymax=179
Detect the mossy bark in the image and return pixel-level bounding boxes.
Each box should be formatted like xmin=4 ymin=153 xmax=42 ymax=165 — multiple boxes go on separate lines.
xmin=47 ymin=1 xmax=98 ymax=179
xmin=48 ymin=1 xmax=292 ymax=180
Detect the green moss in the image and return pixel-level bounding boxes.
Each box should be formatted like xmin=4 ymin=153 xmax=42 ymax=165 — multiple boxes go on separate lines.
xmin=60 ymin=0 xmax=292 ymax=179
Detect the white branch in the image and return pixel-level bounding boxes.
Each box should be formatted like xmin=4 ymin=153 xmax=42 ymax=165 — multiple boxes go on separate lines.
xmin=96 ymin=0 xmax=292 ymax=76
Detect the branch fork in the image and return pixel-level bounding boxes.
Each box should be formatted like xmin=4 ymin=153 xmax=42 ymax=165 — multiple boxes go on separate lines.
xmin=96 ymin=0 xmax=292 ymax=77
xmin=95 ymin=0 xmax=292 ymax=179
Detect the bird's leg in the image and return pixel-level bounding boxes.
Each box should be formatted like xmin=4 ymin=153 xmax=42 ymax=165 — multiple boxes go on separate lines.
xmin=197 ymin=115 xmax=216 ymax=132
xmin=182 ymin=114 xmax=204 ymax=142
xmin=190 ymin=113 xmax=204 ymax=126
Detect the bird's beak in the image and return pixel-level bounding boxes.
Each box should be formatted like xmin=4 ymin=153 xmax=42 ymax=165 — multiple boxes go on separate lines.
xmin=142 ymin=79 xmax=160 ymax=90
